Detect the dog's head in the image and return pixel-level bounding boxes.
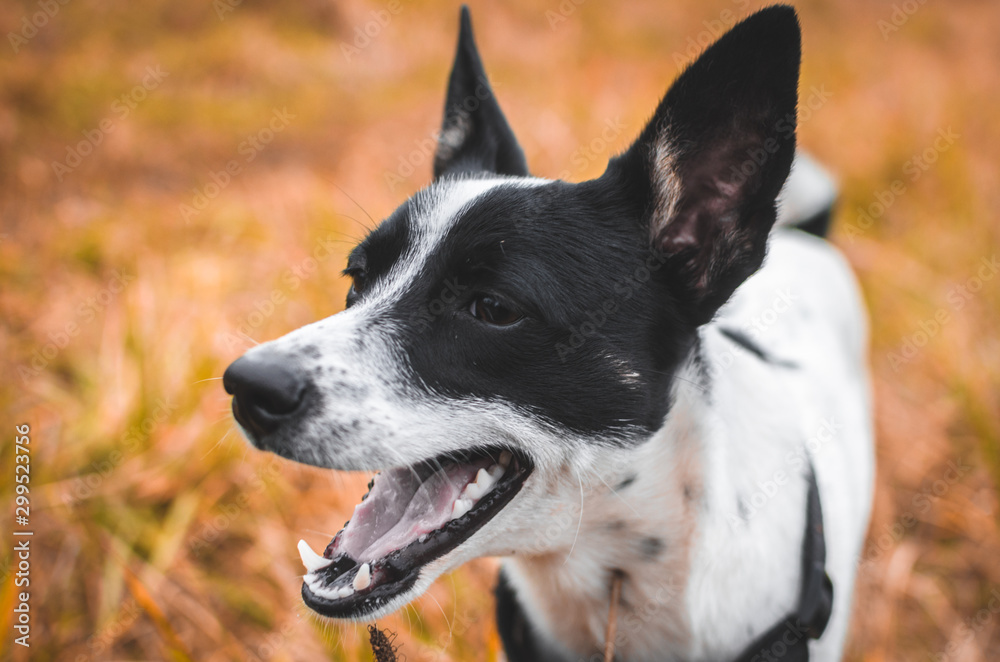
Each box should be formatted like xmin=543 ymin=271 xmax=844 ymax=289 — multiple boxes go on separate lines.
xmin=223 ymin=5 xmax=800 ymax=620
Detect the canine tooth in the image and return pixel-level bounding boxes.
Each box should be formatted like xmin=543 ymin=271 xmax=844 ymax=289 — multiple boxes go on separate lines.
xmin=297 ymin=539 xmax=334 ymax=574
xmin=353 ymin=563 xmax=371 ymax=590
xmin=451 ymin=497 xmax=473 ymax=520
xmin=499 ymin=451 xmax=512 ymax=468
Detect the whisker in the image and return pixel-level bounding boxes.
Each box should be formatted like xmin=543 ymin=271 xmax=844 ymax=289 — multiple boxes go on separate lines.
xmin=201 ymin=428 xmax=234 ymax=459
xmin=562 ymin=474 xmax=585 ymax=566
xmin=321 ymin=178 xmax=377 ymax=231
xmin=304 ymin=528 xmax=338 ymax=538
xmin=598 ymin=474 xmax=642 ymax=518
xmin=422 ymin=588 xmax=453 ymax=634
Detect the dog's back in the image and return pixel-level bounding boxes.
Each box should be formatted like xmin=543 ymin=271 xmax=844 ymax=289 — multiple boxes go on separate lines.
xmin=687 ymin=155 xmax=874 ymax=661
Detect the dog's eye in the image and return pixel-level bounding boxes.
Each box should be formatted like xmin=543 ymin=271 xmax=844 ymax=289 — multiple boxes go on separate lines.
xmin=344 ymin=270 xmax=366 ymax=307
xmin=469 ymin=294 xmax=522 ymax=326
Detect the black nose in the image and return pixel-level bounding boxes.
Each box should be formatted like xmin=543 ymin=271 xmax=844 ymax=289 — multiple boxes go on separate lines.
xmin=223 ymin=352 xmax=308 ymax=438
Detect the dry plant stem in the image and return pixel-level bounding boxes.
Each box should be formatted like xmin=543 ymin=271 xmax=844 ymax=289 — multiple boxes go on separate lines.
xmin=605 ymin=571 xmax=624 ymax=662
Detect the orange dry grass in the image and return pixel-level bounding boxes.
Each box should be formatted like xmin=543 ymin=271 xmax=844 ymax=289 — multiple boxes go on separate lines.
xmin=1 ymin=0 xmax=998 ymax=660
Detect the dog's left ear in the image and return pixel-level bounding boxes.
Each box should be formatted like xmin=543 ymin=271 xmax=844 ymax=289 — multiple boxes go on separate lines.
xmin=433 ymin=6 xmax=528 ymax=179
xmin=607 ymin=6 xmax=801 ymax=326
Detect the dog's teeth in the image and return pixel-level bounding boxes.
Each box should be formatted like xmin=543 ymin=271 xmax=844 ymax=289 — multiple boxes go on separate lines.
xmin=499 ymin=450 xmax=513 ymax=468
xmin=487 ymin=463 xmax=505 ymax=482
xmin=338 ymin=586 xmax=355 ymax=599
xmin=353 ymin=563 xmax=371 ymax=590
xmin=464 ymin=467 xmax=496 ymax=501
xmin=297 ymin=539 xmax=334 ymax=574
xmin=451 ymin=497 xmax=473 ymax=520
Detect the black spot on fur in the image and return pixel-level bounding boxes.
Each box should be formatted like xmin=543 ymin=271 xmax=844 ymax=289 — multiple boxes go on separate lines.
xmin=640 ymin=536 xmax=665 ymax=559
xmin=616 ymin=475 xmax=637 ymax=490
xmin=719 ymin=327 xmax=798 ymax=368
xmin=737 ymin=496 xmax=750 ymax=521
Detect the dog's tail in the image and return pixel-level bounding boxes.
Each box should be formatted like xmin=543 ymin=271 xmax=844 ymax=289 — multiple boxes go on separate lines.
xmin=775 ymin=150 xmax=838 ymax=238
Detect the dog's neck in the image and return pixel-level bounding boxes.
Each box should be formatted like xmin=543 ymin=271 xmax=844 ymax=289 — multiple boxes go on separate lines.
xmin=502 ymin=337 xmax=810 ymax=661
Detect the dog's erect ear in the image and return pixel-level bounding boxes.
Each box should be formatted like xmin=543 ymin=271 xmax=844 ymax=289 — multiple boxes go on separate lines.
xmin=608 ymin=6 xmax=801 ymax=326
xmin=433 ymin=6 xmax=528 ymax=179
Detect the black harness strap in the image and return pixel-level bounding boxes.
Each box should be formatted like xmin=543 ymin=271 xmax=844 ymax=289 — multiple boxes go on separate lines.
xmin=731 ymin=465 xmax=833 ymax=662
xmin=495 ymin=465 xmax=834 ymax=662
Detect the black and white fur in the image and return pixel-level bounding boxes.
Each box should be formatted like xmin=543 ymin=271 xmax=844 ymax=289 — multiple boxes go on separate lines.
xmin=224 ymin=6 xmax=873 ymax=661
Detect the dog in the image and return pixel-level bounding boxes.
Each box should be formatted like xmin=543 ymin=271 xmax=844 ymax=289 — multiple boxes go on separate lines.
xmin=223 ymin=5 xmax=874 ymax=661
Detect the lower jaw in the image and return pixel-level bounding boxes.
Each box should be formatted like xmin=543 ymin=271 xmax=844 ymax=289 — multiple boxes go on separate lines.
xmin=301 ymin=567 xmax=420 ymax=621
xmin=300 ymin=448 xmax=534 ymax=620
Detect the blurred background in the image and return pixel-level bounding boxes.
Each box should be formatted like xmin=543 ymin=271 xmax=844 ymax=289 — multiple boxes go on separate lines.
xmin=1 ymin=0 xmax=998 ymax=660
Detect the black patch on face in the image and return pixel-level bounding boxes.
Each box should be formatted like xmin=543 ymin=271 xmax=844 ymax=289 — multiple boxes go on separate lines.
xmin=639 ymin=536 xmax=665 ymax=559
xmin=345 ymin=203 xmax=411 ymax=308
xmin=349 ymin=178 xmax=699 ymax=440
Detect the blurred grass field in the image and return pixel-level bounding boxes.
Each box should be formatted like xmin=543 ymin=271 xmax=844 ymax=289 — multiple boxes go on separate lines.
xmin=1 ymin=0 xmax=999 ymax=660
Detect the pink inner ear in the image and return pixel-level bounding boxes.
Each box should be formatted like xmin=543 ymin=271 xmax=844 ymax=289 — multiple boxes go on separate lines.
xmin=648 ymin=134 xmax=781 ymax=312
xmin=654 ymin=141 xmax=753 ymax=255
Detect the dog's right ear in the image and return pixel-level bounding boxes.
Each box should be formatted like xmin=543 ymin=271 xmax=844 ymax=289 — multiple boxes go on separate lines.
xmin=606 ymin=6 xmax=801 ymax=326
xmin=433 ymin=6 xmax=528 ymax=179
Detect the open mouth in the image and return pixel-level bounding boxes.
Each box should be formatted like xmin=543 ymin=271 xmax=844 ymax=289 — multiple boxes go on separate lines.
xmin=297 ymin=447 xmax=533 ymax=619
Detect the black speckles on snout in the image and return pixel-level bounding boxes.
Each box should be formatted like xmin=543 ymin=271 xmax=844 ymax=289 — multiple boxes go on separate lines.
xmin=315 ymin=380 xmax=370 ymax=402
xmin=639 ymin=536 xmax=664 ymax=559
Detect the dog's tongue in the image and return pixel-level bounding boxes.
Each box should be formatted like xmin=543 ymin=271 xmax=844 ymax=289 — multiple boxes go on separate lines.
xmin=334 ymin=459 xmax=491 ymax=562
